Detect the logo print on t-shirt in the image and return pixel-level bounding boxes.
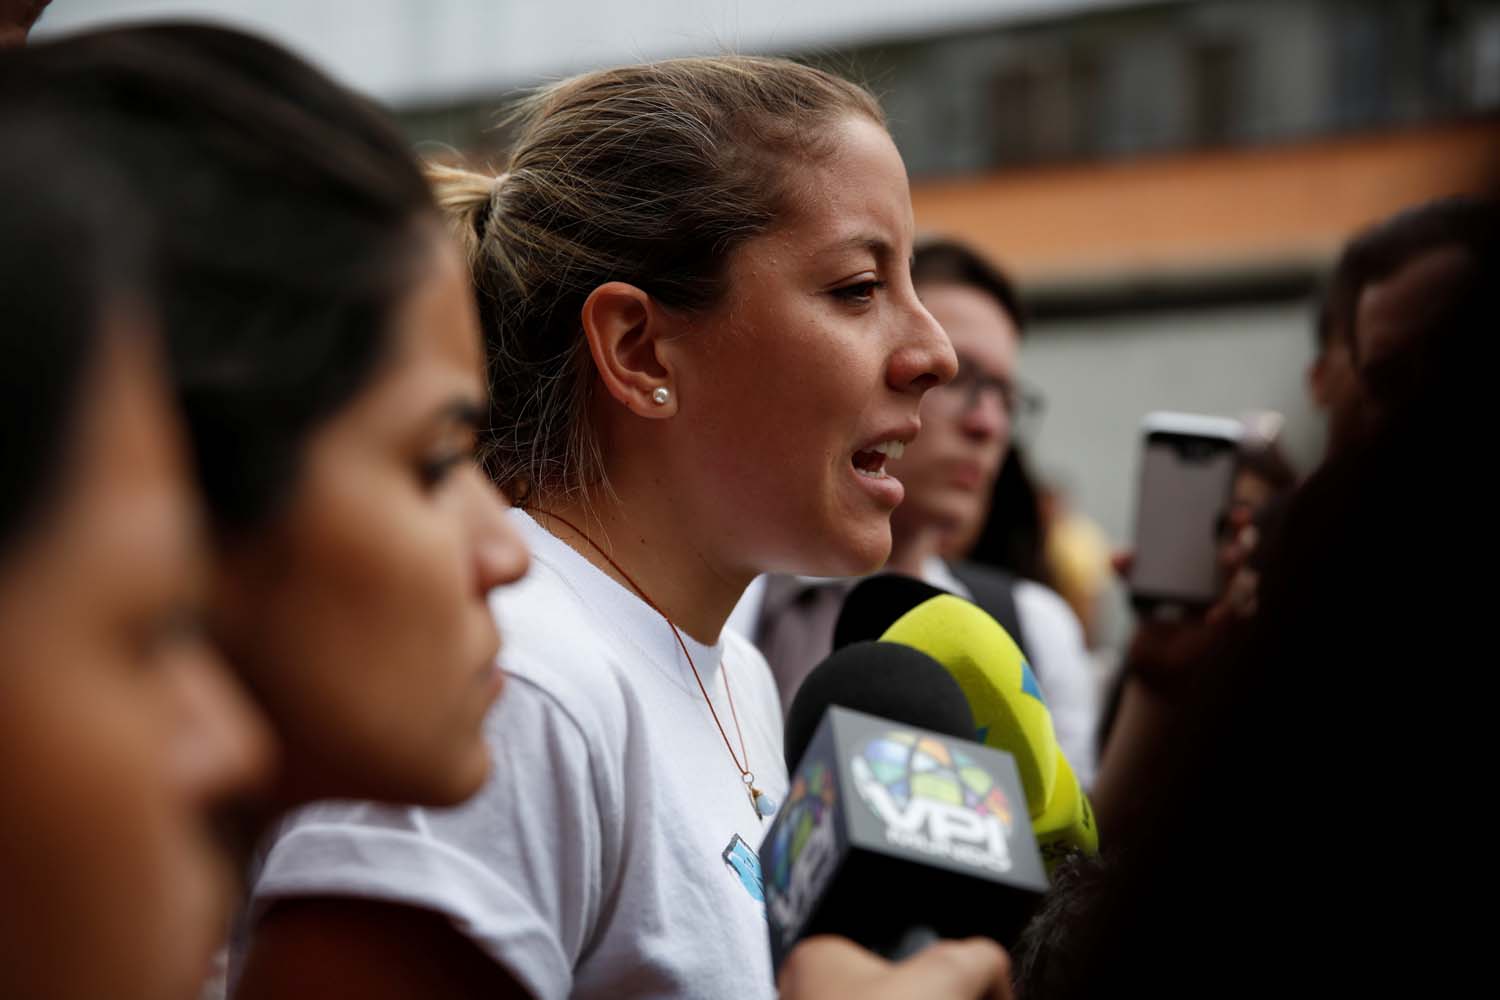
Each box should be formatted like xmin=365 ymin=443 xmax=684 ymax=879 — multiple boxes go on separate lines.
xmin=721 ymin=833 xmax=765 ymax=904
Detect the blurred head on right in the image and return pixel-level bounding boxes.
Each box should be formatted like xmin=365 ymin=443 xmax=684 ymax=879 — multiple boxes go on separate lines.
xmin=1316 ymin=195 xmax=1498 ymax=456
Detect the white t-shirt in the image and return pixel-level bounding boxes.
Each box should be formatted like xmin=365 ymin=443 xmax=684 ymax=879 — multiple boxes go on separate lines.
xmin=244 ymin=510 xmax=788 ymax=1000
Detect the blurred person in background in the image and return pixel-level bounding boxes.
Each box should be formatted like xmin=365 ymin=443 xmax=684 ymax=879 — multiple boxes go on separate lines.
xmin=1090 ymin=193 xmax=1498 ymax=842
xmin=943 ymin=453 xmax=1116 ymax=656
xmin=753 ymin=236 xmax=1098 ymax=786
xmin=1092 ymin=433 xmax=1298 ymax=775
xmin=1317 ymin=194 xmax=1493 ymax=459
xmin=0 ymin=113 xmax=271 ymax=1000
xmin=1307 ymin=283 xmax=1362 ymax=458
xmin=1017 ymin=189 xmax=1496 ymax=1000
xmin=954 ymin=448 xmax=1053 ymax=589
xmin=1333 ymin=195 xmax=1493 ymax=438
xmin=1213 ymin=439 xmax=1298 ymax=608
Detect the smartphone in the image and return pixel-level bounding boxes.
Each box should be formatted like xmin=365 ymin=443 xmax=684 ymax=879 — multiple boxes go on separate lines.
xmin=1129 ymin=412 xmax=1243 ymax=610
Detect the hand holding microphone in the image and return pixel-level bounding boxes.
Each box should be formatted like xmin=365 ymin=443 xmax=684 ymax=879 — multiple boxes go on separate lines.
xmin=778 ymin=935 xmax=1014 ymax=1000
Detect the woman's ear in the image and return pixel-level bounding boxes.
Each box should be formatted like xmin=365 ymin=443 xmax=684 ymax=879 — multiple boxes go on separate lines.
xmin=580 ymin=282 xmax=678 ymax=418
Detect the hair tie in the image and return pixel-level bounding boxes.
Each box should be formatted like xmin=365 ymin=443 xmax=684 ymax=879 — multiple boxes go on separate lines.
xmin=474 ymin=171 xmax=508 ymax=242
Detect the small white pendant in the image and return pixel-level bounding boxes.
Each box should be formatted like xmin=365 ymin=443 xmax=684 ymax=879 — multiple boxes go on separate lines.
xmin=750 ymin=786 xmax=777 ymax=818
xmin=743 ymin=772 xmax=777 ymax=818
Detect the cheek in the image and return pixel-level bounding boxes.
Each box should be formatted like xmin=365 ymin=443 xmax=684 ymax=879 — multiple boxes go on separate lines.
xmin=730 ymin=320 xmax=874 ymax=449
xmin=0 ymin=677 xmax=223 ymax=1000
xmin=679 ymin=301 xmax=901 ymax=568
xmin=294 ymin=503 xmax=471 ymax=681
xmin=694 ymin=370 xmax=853 ymax=524
xmin=689 ymin=326 xmax=821 ymax=469
xmin=262 ymin=485 xmax=488 ymax=763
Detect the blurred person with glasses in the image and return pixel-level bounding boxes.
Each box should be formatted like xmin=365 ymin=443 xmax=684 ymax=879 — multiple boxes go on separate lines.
xmin=740 ymin=237 xmax=1097 ymax=785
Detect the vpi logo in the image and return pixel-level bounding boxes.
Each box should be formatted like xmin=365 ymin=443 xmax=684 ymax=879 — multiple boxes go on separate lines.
xmin=851 ymin=731 xmax=1015 ymax=874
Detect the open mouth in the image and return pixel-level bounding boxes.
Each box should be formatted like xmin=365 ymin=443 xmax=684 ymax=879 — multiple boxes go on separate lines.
xmin=851 ymin=439 xmax=906 ymax=479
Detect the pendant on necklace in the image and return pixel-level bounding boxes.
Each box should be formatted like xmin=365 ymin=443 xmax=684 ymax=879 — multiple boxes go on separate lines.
xmin=744 ymin=772 xmax=777 ymax=818
xmin=750 ymin=786 xmax=777 ymax=818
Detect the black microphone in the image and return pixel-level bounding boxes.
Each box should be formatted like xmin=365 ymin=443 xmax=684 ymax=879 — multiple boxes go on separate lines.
xmin=830 ymin=574 xmax=1102 ymax=872
xmin=784 ymin=629 xmax=973 ymax=771
xmin=830 ymin=573 xmax=947 ymax=651
xmin=762 ymin=640 xmax=1047 ymax=973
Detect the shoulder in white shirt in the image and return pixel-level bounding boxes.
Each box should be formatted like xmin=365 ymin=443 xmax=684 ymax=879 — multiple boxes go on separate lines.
xmin=244 ymin=510 xmax=787 ymax=1000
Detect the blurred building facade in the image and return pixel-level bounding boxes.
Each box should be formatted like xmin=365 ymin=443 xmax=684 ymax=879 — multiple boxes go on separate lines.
xmin=397 ymin=0 xmax=1499 ymax=547
xmin=862 ymin=0 xmax=1499 ymax=545
xmin=838 ymin=0 xmax=1497 ymax=546
xmin=37 ymin=0 xmax=1500 ymax=547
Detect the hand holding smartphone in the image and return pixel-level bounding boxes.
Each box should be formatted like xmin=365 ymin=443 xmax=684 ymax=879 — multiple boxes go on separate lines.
xmin=1128 ymin=412 xmax=1243 ymax=612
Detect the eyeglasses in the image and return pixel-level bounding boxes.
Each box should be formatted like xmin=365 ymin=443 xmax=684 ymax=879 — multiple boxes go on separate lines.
xmin=935 ymin=365 xmax=1046 ymax=420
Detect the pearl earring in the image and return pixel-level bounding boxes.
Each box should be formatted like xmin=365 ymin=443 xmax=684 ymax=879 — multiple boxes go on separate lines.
xmin=651 ymin=387 xmax=671 ymax=406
